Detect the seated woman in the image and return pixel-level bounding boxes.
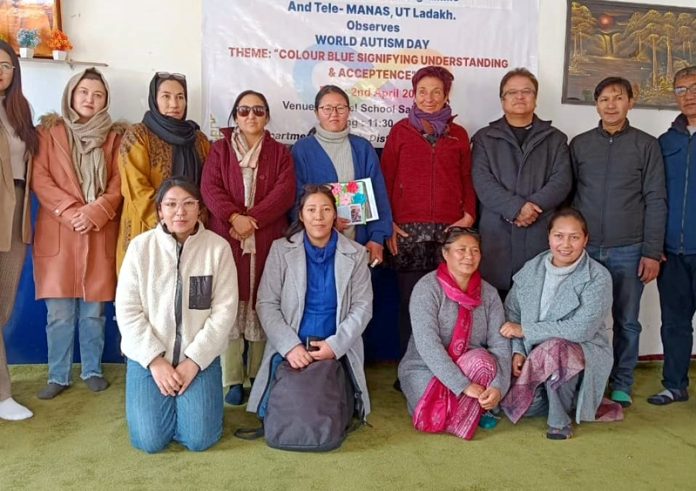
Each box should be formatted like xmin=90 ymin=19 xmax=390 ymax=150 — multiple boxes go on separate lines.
xmin=500 ymin=208 xmax=616 ymax=440
xmin=115 ymin=178 xmax=238 ymax=453
xmin=247 ymin=185 xmax=372 ymax=421
xmin=398 ymin=227 xmax=511 ymax=440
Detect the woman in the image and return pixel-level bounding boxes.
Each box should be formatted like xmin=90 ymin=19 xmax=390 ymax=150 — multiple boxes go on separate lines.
xmin=201 ymin=90 xmax=295 ymax=405
xmin=500 ymin=208 xmax=617 ymax=440
xmin=0 ymin=40 xmax=38 ymax=420
xmin=292 ymin=85 xmax=392 ymax=265
xmin=247 ymin=185 xmax=372 ymax=421
xmin=32 ymin=68 xmax=124 ymax=400
xmin=398 ymin=228 xmax=511 ymax=440
xmin=115 ymin=178 xmax=237 ymax=453
xmin=117 ymin=72 xmax=210 ymax=270
xmin=381 ymin=66 xmax=476 ymax=358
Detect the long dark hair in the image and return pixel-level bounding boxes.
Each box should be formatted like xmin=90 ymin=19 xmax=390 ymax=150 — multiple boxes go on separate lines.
xmin=0 ymin=41 xmax=38 ymax=156
xmin=285 ymin=184 xmax=336 ymax=242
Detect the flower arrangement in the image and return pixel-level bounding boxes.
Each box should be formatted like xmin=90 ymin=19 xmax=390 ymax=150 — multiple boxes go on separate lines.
xmin=46 ymin=30 xmax=73 ymax=51
xmin=16 ymin=28 xmax=40 ymax=48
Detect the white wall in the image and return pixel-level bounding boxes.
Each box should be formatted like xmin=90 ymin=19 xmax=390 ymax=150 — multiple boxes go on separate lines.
xmin=18 ymin=0 xmax=696 ymax=355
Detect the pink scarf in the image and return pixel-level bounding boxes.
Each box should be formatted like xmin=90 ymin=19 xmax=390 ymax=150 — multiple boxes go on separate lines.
xmin=412 ymin=264 xmax=485 ymax=439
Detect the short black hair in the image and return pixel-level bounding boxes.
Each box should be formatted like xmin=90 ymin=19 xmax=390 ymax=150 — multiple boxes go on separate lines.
xmin=674 ymin=66 xmax=696 ymax=86
xmin=594 ymin=76 xmax=633 ymax=101
xmin=155 ymin=177 xmax=202 ymax=209
xmin=314 ymin=85 xmax=350 ymax=110
xmin=548 ymin=207 xmax=588 ymax=237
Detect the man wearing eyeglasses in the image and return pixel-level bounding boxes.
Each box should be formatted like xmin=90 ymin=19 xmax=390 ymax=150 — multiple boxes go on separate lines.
xmin=569 ymin=76 xmax=667 ymax=409
xmin=649 ymin=66 xmax=696 ymax=407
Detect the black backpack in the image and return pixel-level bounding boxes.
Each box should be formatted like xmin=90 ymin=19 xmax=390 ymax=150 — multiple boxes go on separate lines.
xmin=236 ymin=357 xmax=360 ymax=452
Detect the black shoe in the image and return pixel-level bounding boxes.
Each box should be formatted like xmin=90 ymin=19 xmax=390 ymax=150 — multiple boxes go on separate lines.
xmin=647 ymin=388 xmax=688 ymax=405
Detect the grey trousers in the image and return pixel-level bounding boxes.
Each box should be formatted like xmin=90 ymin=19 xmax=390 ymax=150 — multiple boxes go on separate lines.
xmin=0 ymin=184 xmax=27 ymax=401
xmin=524 ymin=373 xmax=581 ymax=428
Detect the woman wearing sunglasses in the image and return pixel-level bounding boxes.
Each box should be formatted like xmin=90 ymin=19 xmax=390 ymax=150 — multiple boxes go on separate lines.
xmin=398 ymin=227 xmax=510 ymax=440
xmin=201 ymin=90 xmax=295 ymax=405
xmin=117 ymin=72 xmax=210 ymax=271
xmin=291 ymin=85 xmax=392 ymax=268
xmin=0 ymin=41 xmax=38 ymax=420
xmin=32 ymin=68 xmax=124 ymax=399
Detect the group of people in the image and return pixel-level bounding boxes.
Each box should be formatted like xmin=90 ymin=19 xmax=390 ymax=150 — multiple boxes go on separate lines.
xmin=0 ymin=36 xmax=693 ymax=450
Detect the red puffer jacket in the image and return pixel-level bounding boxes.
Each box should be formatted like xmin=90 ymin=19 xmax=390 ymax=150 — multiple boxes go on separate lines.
xmin=381 ymin=118 xmax=476 ymax=225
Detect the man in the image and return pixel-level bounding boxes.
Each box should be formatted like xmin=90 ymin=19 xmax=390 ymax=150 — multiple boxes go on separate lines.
xmin=649 ymin=66 xmax=696 ymax=406
xmin=472 ymin=68 xmax=572 ymax=297
xmin=570 ymin=76 xmax=667 ymax=407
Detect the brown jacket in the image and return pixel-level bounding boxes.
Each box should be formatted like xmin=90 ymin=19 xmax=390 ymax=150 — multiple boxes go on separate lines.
xmin=0 ymin=123 xmax=32 ymax=251
xmin=31 ymin=116 xmax=124 ymax=301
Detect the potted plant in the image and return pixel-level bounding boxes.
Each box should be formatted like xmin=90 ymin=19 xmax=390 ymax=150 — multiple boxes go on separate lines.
xmin=46 ymin=29 xmax=73 ymax=61
xmin=16 ymin=28 xmax=40 ymax=58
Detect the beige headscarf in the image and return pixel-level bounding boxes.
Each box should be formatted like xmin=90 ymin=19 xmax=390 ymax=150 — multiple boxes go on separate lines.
xmin=61 ymin=68 xmax=113 ymax=203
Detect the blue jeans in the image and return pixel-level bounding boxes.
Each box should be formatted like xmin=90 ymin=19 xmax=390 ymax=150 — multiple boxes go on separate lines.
xmin=45 ymin=299 xmax=106 ymax=385
xmin=125 ymin=358 xmax=223 ymax=453
xmin=586 ymin=244 xmax=644 ymax=393
xmin=657 ymin=253 xmax=696 ymax=391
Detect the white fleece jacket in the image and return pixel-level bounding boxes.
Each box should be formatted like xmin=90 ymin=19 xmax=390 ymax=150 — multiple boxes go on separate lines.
xmin=115 ymin=223 xmax=238 ymax=370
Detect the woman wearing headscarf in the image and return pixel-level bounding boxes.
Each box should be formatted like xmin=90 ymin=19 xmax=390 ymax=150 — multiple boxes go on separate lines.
xmin=381 ymin=66 xmax=477 ymax=362
xmin=0 ymin=40 xmax=39 ymax=420
xmin=32 ymin=68 xmax=124 ymax=399
xmin=117 ymin=72 xmax=210 ymax=270
xmin=201 ymin=90 xmax=295 ymax=405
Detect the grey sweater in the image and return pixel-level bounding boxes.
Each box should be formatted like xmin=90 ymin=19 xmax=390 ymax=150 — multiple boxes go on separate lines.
xmin=398 ymin=272 xmax=511 ymax=414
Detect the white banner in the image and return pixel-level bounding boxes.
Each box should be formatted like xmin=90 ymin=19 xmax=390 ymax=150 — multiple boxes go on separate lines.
xmin=202 ymin=0 xmax=539 ymax=146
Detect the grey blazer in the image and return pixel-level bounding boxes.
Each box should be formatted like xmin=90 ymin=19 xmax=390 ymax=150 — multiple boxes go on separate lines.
xmin=505 ymin=251 xmax=613 ymax=423
xmin=247 ymin=231 xmax=373 ymax=417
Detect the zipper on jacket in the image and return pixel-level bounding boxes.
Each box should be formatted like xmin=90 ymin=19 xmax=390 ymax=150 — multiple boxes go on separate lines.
xmin=678 ymin=134 xmax=693 ymax=253
xmin=599 ymin=137 xmax=613 ymax=246
xmin=172 ymin=242 xmax=184 ymax=366
xmin=430 ymin=144 xmax=436 ymax=221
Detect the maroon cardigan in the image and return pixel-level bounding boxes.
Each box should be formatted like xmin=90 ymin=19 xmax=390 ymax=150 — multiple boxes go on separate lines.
xmin=381 ymin=118 xmax=476 ymax=225
xmin=201 ymin=129 xmax=295 ymax=304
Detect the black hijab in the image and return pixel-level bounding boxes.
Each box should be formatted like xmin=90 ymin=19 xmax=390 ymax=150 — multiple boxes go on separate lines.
xmin=142 ymin=74 xmax=202 ymax=185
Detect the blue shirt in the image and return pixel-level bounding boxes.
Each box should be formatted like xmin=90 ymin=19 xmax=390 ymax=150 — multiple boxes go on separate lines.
xmin=298 ymin=231 xmax=338 ymax=343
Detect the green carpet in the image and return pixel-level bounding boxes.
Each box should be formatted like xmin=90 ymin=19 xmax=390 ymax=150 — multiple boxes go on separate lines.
xmin=1 ymin=362 xmax=694 ymax=490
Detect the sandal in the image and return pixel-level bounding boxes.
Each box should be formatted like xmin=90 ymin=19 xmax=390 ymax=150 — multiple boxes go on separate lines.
xmin=647 ymin=389 xmax=688 ymax=406
xmin=546 ymin=425 xmax=573 ymax=440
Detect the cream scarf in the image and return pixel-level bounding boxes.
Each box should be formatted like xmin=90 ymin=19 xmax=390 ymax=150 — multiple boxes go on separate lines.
xmin=61 ymin=68 xmax=113 ymax=203
xmin=231 ymin=127 xmax=263 ymax=254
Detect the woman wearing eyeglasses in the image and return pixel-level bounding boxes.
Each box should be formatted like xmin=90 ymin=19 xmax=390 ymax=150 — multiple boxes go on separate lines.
xmin=32 ymin=68 xmax=124 ymax=399
xmin=201 ymin=90 xmax=295 ymax=406
xmin=117 ymin=72 xmax=210 ymax=271
xmin=381 ymin=66 xmax=476 ymax=363
xmin=0 ymin=41 xmax=38 ymax=420
xmin=291 ymin=85 xmax=392 ymax=267
xmin=397 ymin=227 xmax=510 ymax=440
xmin=116 ymin=178 xmax=237 ymax=453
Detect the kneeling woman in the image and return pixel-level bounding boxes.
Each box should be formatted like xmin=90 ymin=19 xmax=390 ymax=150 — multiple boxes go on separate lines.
xmin=247 ymin=185 xmax=372 ymax=421
xmin=398 ymin=227 xmax=511 ymax=440
xmin=115 ymin=178 xmax=238 ymax=453
xmin=500 ymin=208 xmax=614 ymax=440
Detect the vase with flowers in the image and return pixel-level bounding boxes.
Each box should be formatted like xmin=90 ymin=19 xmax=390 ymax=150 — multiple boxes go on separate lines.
xmin=17 ymin=28 xmax=40 ymax=58
xmin=46 ymin=29 xmax=73 ymax=61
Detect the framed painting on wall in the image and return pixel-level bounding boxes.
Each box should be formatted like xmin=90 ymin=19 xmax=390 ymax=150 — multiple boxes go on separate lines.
xmin=562 ymin=0 xmax=696 ymax=109
xmin=0 ymin=0 xmax=62 ymax=58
